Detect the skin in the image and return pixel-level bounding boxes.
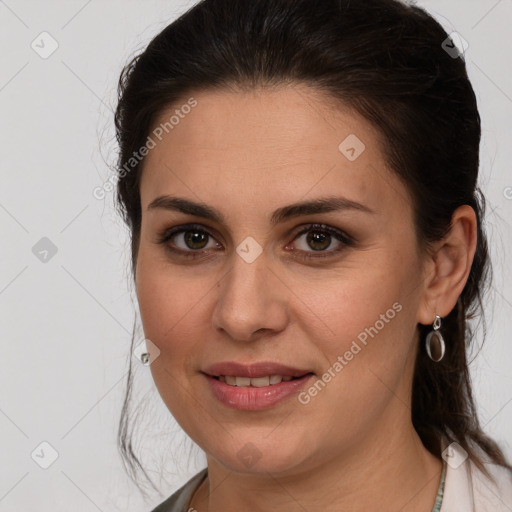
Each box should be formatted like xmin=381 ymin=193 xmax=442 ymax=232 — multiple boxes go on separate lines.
xmin=135 ymin=84 xmax=477 ymax=511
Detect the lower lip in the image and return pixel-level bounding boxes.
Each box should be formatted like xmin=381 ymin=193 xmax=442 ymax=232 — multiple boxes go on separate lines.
xmin=204 ymin=373 xmax=315 ymax=410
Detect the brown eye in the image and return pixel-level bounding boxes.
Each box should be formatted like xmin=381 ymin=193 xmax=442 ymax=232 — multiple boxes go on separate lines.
xmin=157 ymin=224 xmax=220 ymax=258
xmin=182 ymin=229 xmax=210 ymax=250
xmin=157 ymin=222 xmax=354 ymax=261
xmin=304 ymin=229 xmax=333 ymax=251
xmin=289 ymin=224 xmax=353 ymax=258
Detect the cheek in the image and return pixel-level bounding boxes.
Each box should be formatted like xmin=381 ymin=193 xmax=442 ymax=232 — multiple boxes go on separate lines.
xmin=292 ymin=274 xmax=415 ymax=446
xmin=134 ymin=247 xmax=224 ymax=406
xmin=135 ymin=253 xmax=207 ymax=428
xmin=303 ymin=258 xmax=407 ymax=347
xmin=135 ymin=248 xmax=205 ymax=348
xmin=298 ymin=249 xmax=418 ymax=391
xmin=135 ymin=263 xmax=196 ymax=404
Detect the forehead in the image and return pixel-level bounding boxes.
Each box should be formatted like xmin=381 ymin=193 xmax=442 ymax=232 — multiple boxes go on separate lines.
xmin=139 ymin=85 xmax=411 ymax=220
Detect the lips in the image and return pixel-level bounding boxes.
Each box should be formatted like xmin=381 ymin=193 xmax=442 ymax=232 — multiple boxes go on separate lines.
xmin=202 ymin=361 xmax=315 ymax=410
xmin=219 ymin=375 xmax=294 ymax=387
xmin=202 ymin=361 xmax=313 ymax=379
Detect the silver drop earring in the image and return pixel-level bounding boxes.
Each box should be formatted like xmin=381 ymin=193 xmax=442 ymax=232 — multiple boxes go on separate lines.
xmin=425 ymin=314 xmax=445 ymax=362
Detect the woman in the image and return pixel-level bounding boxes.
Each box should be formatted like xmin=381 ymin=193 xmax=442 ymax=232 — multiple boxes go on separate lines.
xmin=114 ymin=0 xmax=512 ymax=510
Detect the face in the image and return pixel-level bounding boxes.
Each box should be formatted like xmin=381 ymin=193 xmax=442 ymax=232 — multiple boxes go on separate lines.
xmin=135 ymin=85 xmax=430 ymax=475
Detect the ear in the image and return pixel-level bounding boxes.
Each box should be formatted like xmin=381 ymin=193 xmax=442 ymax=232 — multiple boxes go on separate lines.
xmin=417 ymin=205 xmax=478 ymax=326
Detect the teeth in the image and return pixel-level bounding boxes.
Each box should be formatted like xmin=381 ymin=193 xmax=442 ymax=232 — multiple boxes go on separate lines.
xmin=219 ymin=375 xmax=296 ymax=387
xmin=235 ymin=377 xmax=251 ymax=387
xmin=225 ymin=375 xmax=237 ymax=385
xmin=270 ymin=374 xmax=283 ymax=385
xmin=250 ymin=376 xmax=270 ymax=387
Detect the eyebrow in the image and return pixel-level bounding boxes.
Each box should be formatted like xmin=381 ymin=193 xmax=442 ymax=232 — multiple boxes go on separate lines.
xmin=147 ymin=195 xmax=376 ymax=225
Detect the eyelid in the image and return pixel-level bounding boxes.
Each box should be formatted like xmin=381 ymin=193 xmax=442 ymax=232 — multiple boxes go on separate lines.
xmin=156 ymin=223 xmax=222 ymax=253
xmin=156 ymin=222 xmax=354 ymax=259
xmin=289 ymin=223 xmax=353 ymax=243
xmin=285 ymin=223 xmax=354 ymax=258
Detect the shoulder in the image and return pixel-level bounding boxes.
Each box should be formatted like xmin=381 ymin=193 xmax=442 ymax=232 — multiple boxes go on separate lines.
xmin=149 ymin=468 xmax=208 ymax=512
xmin=441 ymin=441 xmax=512 ymax=512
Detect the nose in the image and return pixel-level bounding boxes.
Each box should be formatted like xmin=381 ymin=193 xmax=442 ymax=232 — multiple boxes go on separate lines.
xmin=211 ymin=249 xmax=289 ymax=343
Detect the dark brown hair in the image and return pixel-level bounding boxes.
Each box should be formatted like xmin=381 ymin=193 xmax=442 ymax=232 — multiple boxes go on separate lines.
xmin=114 ymin=0 xmax=510 ymax=494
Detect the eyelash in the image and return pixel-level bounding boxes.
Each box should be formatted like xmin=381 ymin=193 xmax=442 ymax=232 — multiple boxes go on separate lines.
xmin=156 ymin=223 xmax=355 ymax=261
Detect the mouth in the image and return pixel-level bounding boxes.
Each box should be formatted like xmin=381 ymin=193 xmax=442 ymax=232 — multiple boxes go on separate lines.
xmin=201 ymin=361 xmax=315 ymax=410
xmin=211 ymin=374 xmax=310 ymax=387
xmin=202 ymin=360 xmax=313 ymax=381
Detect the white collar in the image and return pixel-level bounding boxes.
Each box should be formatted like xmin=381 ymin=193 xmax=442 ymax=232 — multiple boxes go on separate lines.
xmin=440 ymin=439 xmax=512 ymax=511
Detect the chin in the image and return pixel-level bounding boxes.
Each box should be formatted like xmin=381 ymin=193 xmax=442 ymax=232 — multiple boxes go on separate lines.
xmin=205 ymin=434 xmax=311 ymax=475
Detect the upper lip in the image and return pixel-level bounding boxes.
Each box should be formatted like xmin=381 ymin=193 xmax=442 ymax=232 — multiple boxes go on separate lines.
xmin=203 ymin=361 xmax=313 ymax=378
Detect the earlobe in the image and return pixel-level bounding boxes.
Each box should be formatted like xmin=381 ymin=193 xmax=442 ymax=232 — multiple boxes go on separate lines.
xmin=416 ymin=205 xmax=477 ymax=326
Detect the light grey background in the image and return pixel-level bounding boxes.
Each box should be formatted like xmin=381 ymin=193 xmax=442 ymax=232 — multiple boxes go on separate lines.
xmin=0 ymin=0 xmax=511 ymax=510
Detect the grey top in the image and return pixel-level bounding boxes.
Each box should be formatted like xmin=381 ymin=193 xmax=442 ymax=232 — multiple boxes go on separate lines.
xmin=150 ymin=461 xmax=447 ymax=511
xmin=150 ymin=468 xmax=208 ymax=512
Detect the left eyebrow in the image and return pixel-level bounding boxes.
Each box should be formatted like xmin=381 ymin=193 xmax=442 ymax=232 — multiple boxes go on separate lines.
xmin=147 ymin=195 xmax=376 ymax=226
xmin=270 ymin=196 xmax=376 ymax=225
